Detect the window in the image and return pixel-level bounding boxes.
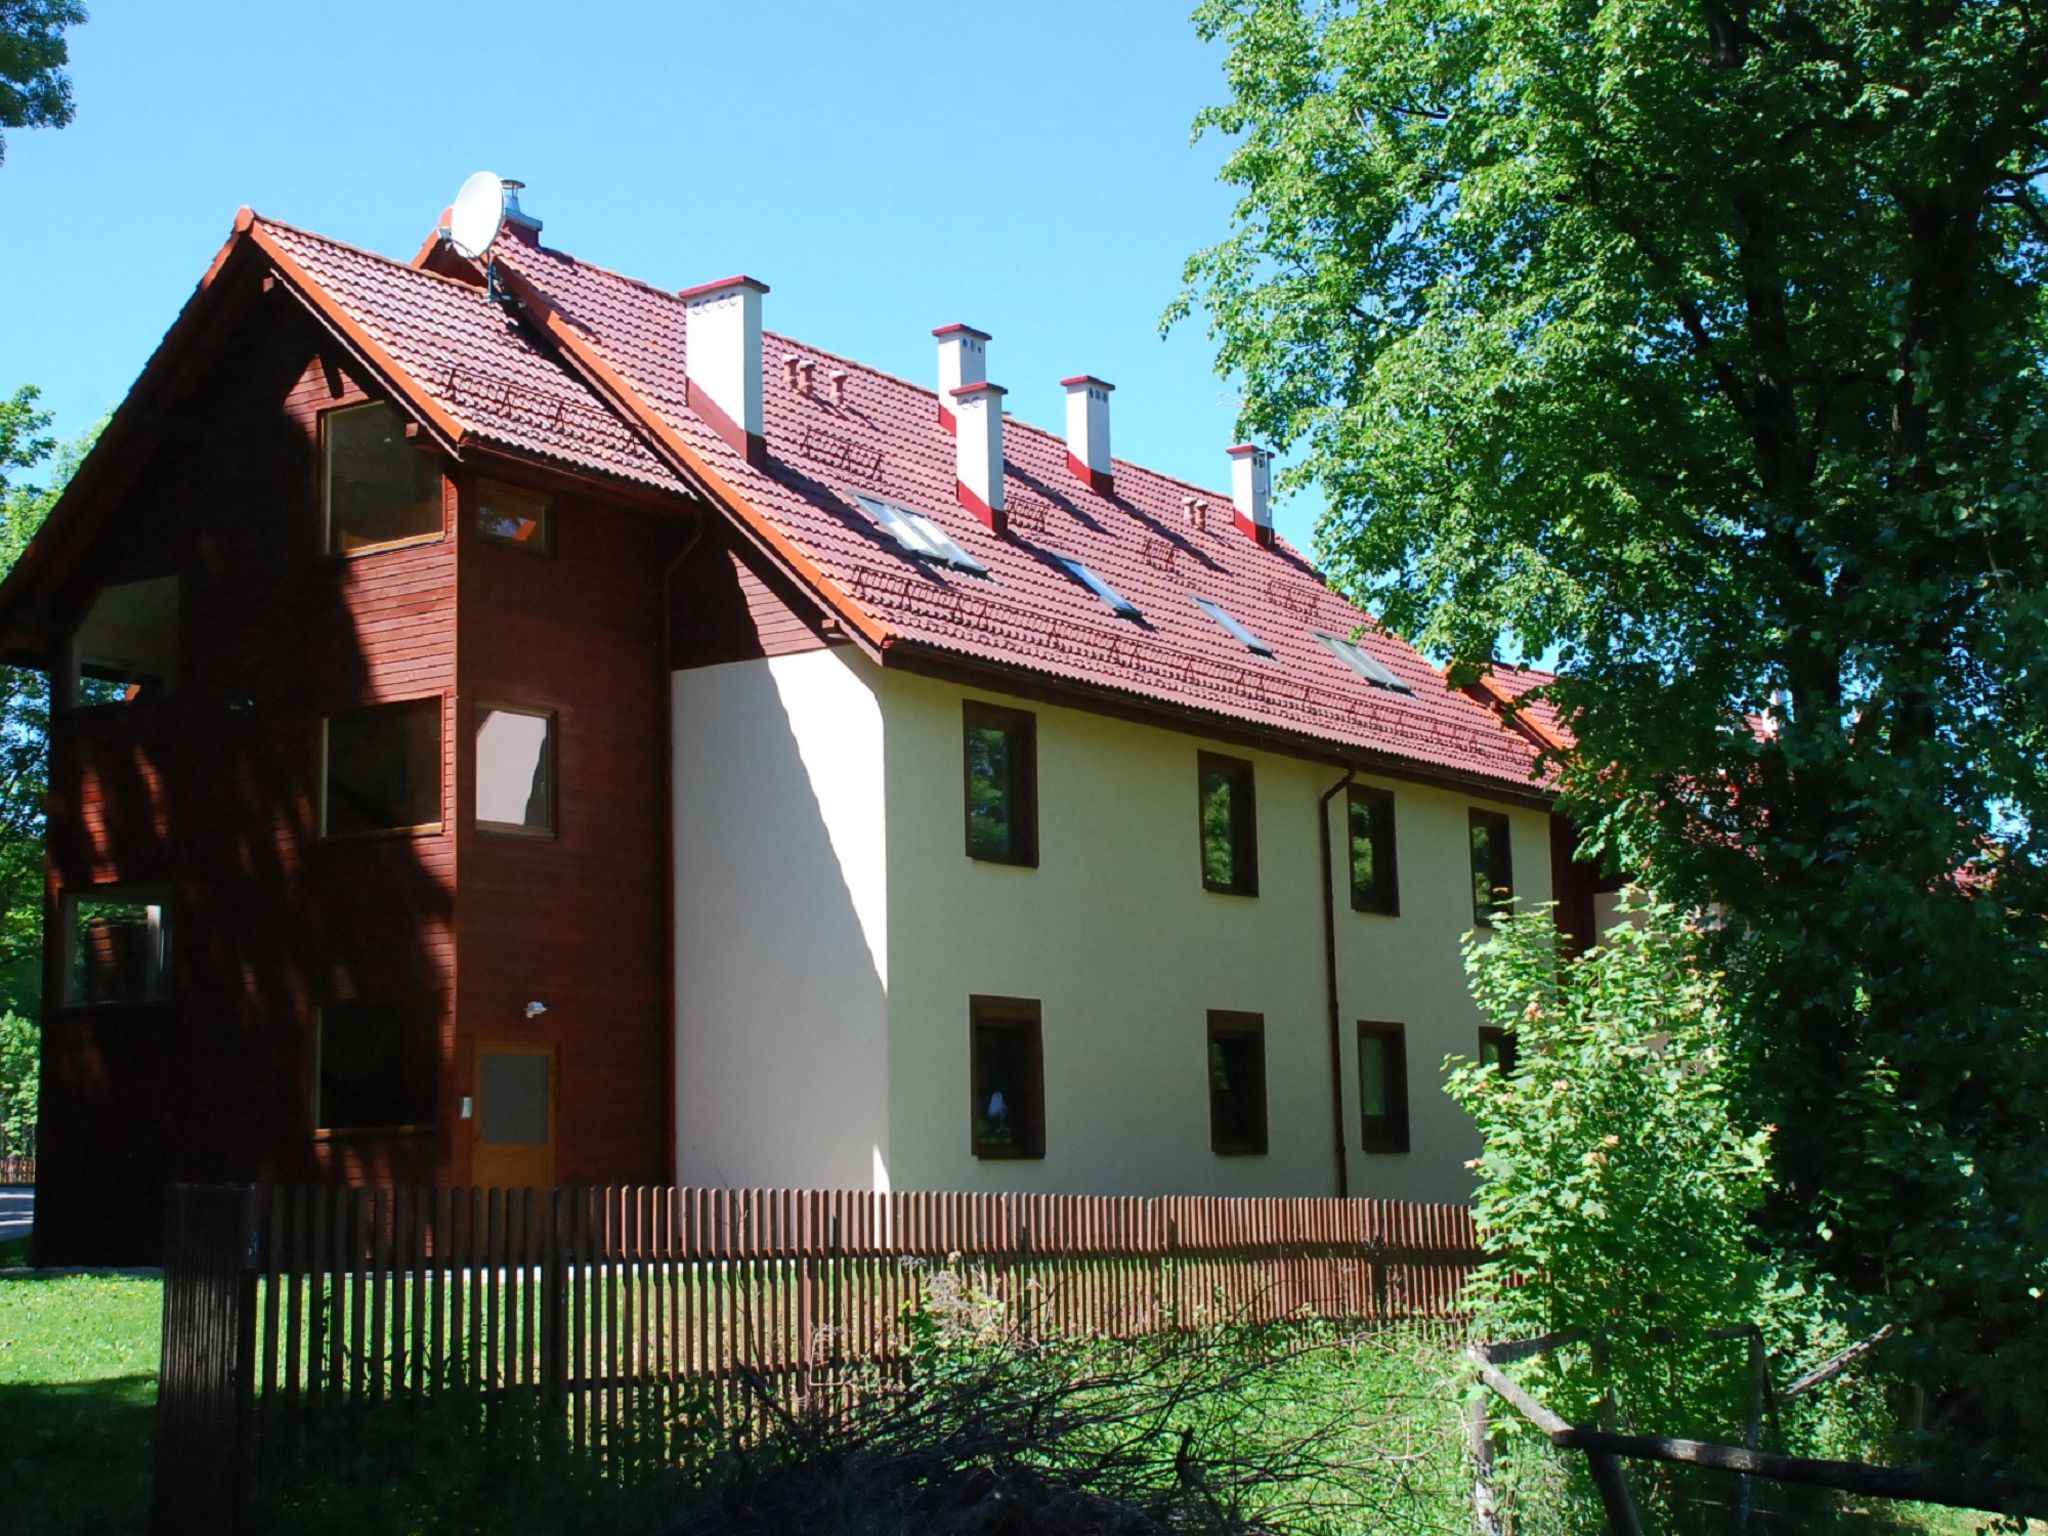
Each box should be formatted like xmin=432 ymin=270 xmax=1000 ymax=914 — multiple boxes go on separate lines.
xmin=1479 ymin=1026 xmax=1518 ymax=1076
xmin=1469 ymin=809 xmax=1515 ymax=927
xmin=69 ymin=576 xmax=178 ymax=708
xmin=62 ymin=891 xmax=169 ymax=1006
xmin=852 ymin=493 xmax=986 ymax=573
xmin=315 ymin=999 xmax=438 ymax=1133
xmin=476 ymin=706 xmax=554 ymax=834
xmin=1358 ymin=1021 xmax=1410 ymax=1154
xmin=962 ymin=702 xmax=1037 ymax=866
xmin=1317 ymin=631 xmax=1413 ymax=694
xmin=323 ymin=698 xmax=443 ymax=837
xmin=970 ymin=996 xmax=1044 ymax=1159
xmin=1347 ymin=785 xmax=1400 ymax=915
xmin=1198 ymin=752 xmax=1258 ymax=896
xmin=474 ymin=480 xmax=553 ymax=553
xmin=1054 ymin=555 xmax=1141 ymax=620
xmin=1207 ymin=1011 xmax=1268 ymax=1155
xmin=1194 ymin=597 xmax=1272 ymax=657
xmin=324 ymin=401 xmax=443 ymax=555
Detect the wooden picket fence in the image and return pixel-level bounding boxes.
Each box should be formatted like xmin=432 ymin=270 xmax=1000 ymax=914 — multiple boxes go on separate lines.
xmin=0 ymin=1154 xmax=33 ymax=1185
xmin=153 ymin=1183 xmax=1483 ymax=1535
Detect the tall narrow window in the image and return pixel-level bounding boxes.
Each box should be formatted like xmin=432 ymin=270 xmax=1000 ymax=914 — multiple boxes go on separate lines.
xmin=62 ymin=890 xmax=169 ymax=1007
xmin=1358 ymin=1021 xmax=1410 ymax=1154
xmin=324 ymin=401 xmax=443 ymax=555
xmin=1347 ymin=785 xmax=1399 ymax=915
xmin=476 ymin=706 xmax=554 ymax=834
xmin=970 ymin=996 xmax=1044 ymax=1159
xmin=1469 ymin=809 xmax=1515 ymax=927
xmin=1198 ymin=753 xmax=1258 ymax=896
xmin=324 ymin=698 xmax=444 ymax=837
xmin=1479 ymin=1026 xmax=1518 ymax=1076
xmin=474 ymin=480 xmax=553 ymax=553
xmin=69 ymin=576 xmax=178 ymax=708
xmin=963 ymin=702 xmax=1037 ymax=866
xmin=1207 ymin=1011 xmax=1268 ymax=1155
xmin=315 ymin=999 xmax=439 ymax=1133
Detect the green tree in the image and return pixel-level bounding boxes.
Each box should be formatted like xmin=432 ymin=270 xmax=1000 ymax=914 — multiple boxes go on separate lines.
xmin=0 ymin=388 xmax=92 ymax=1158
xmin=0 ymin=1 xmax=86 ymax=165
xmin=1178 ymin=0 xmax=2048 ymax=1490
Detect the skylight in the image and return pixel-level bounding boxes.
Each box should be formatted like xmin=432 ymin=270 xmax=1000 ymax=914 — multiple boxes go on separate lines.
xmin=1194 ymin=597 xmax=1273 ymax=657
xmin=852 ymin=493 xmax=986 ymax=574
xmin=1055 ymin=555 xmax=1141 ymax=621
xmin=1318 ymin=631 xmax=1413 ymax=694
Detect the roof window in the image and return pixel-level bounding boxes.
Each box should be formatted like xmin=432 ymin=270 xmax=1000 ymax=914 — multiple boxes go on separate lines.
xmin=853 ymin=493 xmax=986 ymax=574
xmin=1055 ymin=555 xmax=1141 ymax=620
xmin=1195 ymin=597 xmax=1272 ymax=657
xmin=1318 ymin=631 xmax=1413 ymax=694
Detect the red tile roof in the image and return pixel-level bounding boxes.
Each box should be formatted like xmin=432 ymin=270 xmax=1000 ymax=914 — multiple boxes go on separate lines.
xmin=1474 ymin=663 xmax=1574 ymax=753
xmin=245 ymin=213 xmax=1549 ymax=795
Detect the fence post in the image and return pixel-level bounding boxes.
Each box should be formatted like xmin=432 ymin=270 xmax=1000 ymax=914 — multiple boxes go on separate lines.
xmin=1465 ymin=1381 xmax=1501 ymax=1536
xmin=541 ymin=1185 xmax=569 ymax=1424
xmin=1586 ymin=1451 xmax=1646 ymax=1536
xmin=153 ymin=1184 xmax=260 ymax=1536
xmin=1739 ymin=1327 xmax=1767 ymax=1531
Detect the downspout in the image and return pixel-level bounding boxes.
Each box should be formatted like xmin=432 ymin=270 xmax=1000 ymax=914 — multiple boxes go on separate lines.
xmin=659 ymin=507 xmax=710 ymax=1179
xmin=1319 ymin=766 xmax=1356 ymax=1198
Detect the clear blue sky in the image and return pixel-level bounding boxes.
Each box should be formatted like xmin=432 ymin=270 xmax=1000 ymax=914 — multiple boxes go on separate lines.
xmin=0 ymin=1 xmax=1330 ymax=552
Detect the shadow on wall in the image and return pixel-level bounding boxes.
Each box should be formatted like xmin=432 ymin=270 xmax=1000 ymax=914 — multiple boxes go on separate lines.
xmin=672 ymin=647 xmax=889 ymax=1192
xmin=37 ymin=290 xmax=453 ymax=1264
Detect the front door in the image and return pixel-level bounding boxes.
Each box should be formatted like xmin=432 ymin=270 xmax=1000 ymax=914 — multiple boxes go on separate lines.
xmin=472 ymin=1042 xmax=556 ymax=1189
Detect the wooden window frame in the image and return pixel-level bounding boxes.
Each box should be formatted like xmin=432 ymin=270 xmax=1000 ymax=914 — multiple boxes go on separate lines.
xmin=968 ymin=995 xmax=1045 ymax=1160
xmin=319 ymin=696 xmax=447 ymax=841
xmin=474 ymin=702 xmax=558 ymax=838
xmin=62 ymin=575 xmax=181 ymax=716
xmin=58 ymin=886 xmax=171 ymax=1010
xmin=470 ymin=477 xmax=556 ymax=556
xmin=321 ymin=400 xmax=447 ymax=560
xmin=962 ymin=701 xmax=1039 ymax=868
xmin=1206 ymin=1010 xmax=1269 ymax=1156
xmin=1479 ymin=1025 xmax=1519 ymax=1077
xmin=311 ymin=998 xmax=441 ymax=1139
xmin=1197 ymin=751 xmax=1259 ymax=897
xmin=1469 ymin=808 xmax=1516 ymax=928
xmin=1357 ymin=1019 xmax=1411 ymax=1155
xmin=1346 ymin=784 xmax=1400 ymax=916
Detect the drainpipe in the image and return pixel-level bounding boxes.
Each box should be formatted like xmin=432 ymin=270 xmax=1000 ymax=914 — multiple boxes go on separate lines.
xmin=659 ymin=508 xmax=709 ymax=1178
xmin=1319 ymin=766 xmax=1355 ymax=1198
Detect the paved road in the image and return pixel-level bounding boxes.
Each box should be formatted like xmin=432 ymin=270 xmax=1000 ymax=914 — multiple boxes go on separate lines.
xmin=0 ymin=1185 xmax=32 ymax=1246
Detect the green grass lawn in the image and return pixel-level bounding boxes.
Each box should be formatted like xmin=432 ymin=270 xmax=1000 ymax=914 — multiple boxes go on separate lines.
xmin=0 ymin=1270 xmax=161 ymax=1535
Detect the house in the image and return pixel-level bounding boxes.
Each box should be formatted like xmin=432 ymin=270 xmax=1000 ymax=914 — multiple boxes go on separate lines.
xmin=0 ymin=181 xmax=1591 ymax=1263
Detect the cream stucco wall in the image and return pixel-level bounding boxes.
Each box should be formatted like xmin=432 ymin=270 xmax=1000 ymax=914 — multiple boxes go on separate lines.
xmin=671 ymin=650 xmax=891 ymax=1189
xmin=670 ymin=649 xmax=1550 ymax=1204
xmin=876 ymin=670 xmax=1549 ymax=1204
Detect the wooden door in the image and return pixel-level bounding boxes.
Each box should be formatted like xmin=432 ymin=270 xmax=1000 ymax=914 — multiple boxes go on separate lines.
xmin=472 ymin=1042 xmax=556 ymax=1189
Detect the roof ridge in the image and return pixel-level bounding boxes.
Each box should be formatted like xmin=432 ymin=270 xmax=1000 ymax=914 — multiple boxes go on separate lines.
xmin=251 ymin=212 xmax=497 ymax=299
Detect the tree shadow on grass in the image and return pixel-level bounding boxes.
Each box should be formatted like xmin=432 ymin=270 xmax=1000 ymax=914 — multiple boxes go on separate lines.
xmin=0 ymin=1375 xmax=155 ymax=1536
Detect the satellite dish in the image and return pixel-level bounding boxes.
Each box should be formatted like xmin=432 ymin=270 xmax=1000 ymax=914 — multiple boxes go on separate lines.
xmin=447 ymin=170 xmax=506 ymax=262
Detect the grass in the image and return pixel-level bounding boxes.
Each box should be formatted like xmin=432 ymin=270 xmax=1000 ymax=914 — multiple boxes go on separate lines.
xmin=0 ymin=1269 xmax=162 ymax=1535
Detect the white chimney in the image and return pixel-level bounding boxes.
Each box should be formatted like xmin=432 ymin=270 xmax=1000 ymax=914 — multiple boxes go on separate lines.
xmin=679 ymin=274 xmax=770 ymax=466
xmin=1062 ymin=375 xmax=1114 ymax=496
xmin=933 ymin=324 xmax=990 ymax=432
xmin=1228 ymin=444 xmax=1273 ymax=545
xmin=951 ymin=381 xmax=1007 ymax=535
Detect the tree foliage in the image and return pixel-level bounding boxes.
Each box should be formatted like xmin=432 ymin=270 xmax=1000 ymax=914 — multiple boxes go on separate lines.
xmin=1178 ymin=0 xmax=2048 ymax=1489
xmin=0 ymin=1 xmax=85 ymax=164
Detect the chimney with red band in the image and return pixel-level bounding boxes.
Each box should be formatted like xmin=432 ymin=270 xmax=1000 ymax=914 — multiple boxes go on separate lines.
xmin=1227 ymin=444 xmax=1274 ymax=546
xmin=933 ymin=324 xmax=989 ymax=433
xmin=1062 ymin=376 xmax=1114 ymax=496
xmin=679 ymin=275 xmax=770 ymax=466
xmin=952 ymin=381 xmax=1007 ymax=535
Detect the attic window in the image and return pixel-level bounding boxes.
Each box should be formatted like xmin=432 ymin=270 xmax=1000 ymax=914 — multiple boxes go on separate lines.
xmin=325 ymin=401 xmax=443 ymax=556
xmin=1055 ymin=556 xmax=1141 ymax=621
xmin=1194 ymin=597 xmax=1271 ymax=656
xmin=70 ymin=576 xmax=178 ymax=708
xmin=1317 ymin=631 xmax=1412 ymax=694
xmin=852 ymin=494 xmax=985 ymax=574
